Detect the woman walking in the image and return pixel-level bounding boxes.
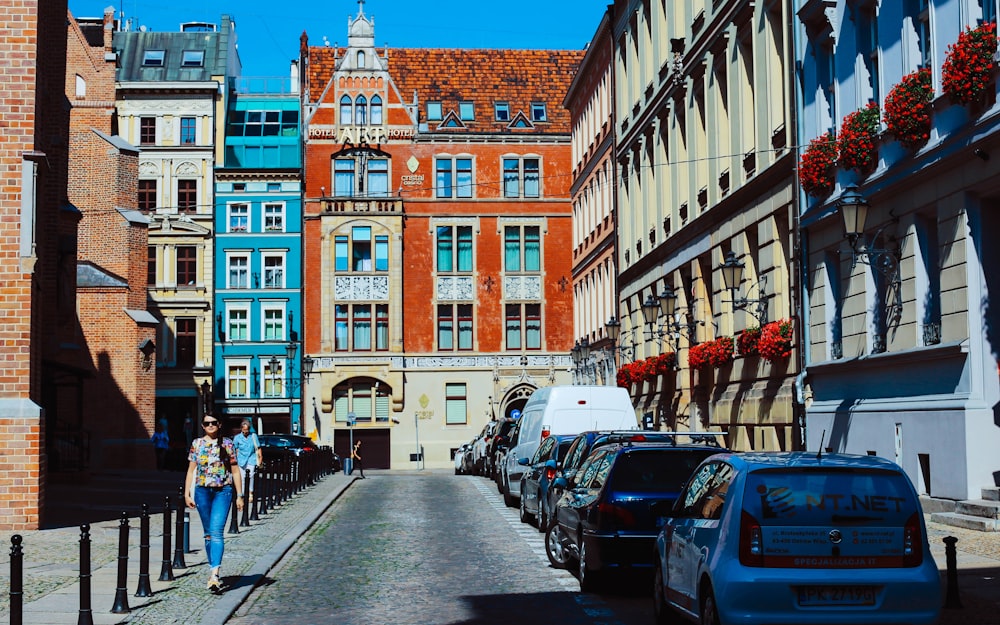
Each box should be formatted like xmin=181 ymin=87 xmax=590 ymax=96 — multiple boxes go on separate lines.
xmin=184 ymin=416 xmax=243 ymax=592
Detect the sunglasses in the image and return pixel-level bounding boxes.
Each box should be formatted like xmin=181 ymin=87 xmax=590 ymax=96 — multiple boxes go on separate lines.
xmin=202 ymin=420 xmax=219 ymax=427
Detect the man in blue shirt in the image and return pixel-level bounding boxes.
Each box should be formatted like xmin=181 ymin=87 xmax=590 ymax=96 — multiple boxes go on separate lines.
xmin=232 ymin=419 xmax=263 ymax=500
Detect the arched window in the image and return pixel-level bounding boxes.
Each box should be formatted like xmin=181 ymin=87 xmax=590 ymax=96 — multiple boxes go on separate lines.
xmin=355 ymin=95 xmax=367 ymax=125
xmin=340 ymin=95 xmax=352 ymax=125
xmin=370 ymin=95 xmax=383 ymax=125
xmin=75 ymin=74 xmax=86 ymax=98
xmin=357 ymin=50 xmax=366 ymax=68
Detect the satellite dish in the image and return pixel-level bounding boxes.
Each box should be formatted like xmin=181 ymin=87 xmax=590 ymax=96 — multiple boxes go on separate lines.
xmin=139 ymin=24 xmax=147 ymax=32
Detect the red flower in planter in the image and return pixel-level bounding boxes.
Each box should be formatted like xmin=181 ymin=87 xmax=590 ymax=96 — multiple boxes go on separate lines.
xmin=942 ymin=22 xmax=998 ymax=105
xmin=799 ymin=131 xmax=837 ymax=197
xmin=884 ymin=67 xmax=934 ymax=149
xmin=736 ymin=326 xmax=761 ymax=357
xmin=758 ymin=318 xmax=794 ymax=362
xmin=688 ymin=337 xmax=734 ymax=369
xmin=837 ymin=102 xmax=881 ymax=174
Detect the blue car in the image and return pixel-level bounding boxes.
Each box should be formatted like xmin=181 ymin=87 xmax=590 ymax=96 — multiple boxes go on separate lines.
xmin=518 ymin=434 xmax=576 ymax=530
xmin=653 ymin=452 xmax=941 ymax=625
xmin=545 ymin=439 xmax=723 ymax=592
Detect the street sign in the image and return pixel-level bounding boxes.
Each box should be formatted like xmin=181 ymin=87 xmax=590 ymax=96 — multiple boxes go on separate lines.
xmin=510 ymin=409 xmax=522 ymax=420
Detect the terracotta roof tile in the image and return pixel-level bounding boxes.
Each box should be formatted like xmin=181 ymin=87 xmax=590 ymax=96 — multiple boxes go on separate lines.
xmin=306 ymin=47 xmax=584 ymax=134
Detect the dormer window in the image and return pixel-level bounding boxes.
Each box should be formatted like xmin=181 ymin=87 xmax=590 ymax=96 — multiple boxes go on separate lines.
xmin=427 ymin=101 xmax=442 ymax=121
xmin=357 ymin=50 xmax=366 ymax=68
xmin=142 ymin=50 xmax=165 ymax=66
xmin=531 ymin=102 xmax=548 ymax=122
xmin=459 ymin=101 xmax=475 ymax=121
xmin=494 ymin=102 xmax=510 ymax=121
xmin=181 ymin=50 xmax=204 ymax=67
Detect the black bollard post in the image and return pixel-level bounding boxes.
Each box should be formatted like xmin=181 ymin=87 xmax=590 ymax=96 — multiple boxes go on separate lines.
xmin=135 ymin=504 xmax=152 ymax=597
xmin=10 ymin=535 xmax=23 ymax=625
xmin=241 ymin=468 xmax=251 ymax=526
xmin=227 ymin=483 xmax=240 ymax=535
xmin=78 ymin=523 xmax=94 ymax=625
xmin=258 ymin=461 xmax=269 ymax=516
xmin=250 ymin=466 xmax=260 ymax=521
xmin=158 ymin=496 xmax=174 ymax=582
xmin=172 ymin=487 xmax=187 ymax=569
xmin=184 ymin=508 xmax=191 ymax=553
xmin=943 ymin=535 xmax=963 ymax=608
xmin=111 ymin=512 xmax=130 ymax=614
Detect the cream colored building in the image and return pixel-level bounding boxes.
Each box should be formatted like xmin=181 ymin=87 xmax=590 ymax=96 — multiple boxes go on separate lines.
xmin=610 ymin=0 xmax=800 ymax=448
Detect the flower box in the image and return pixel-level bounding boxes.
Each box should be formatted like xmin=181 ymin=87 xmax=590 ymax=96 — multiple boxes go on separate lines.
xmin=758 ymin=319 xmax=794 ymax=363
xmin=736 ymin=327 xmax=761 ymax=357
xmin=942 ymin=22 xmax=998 ymax=105
xmin=688 ymin=337 xmax=734 ymax=369
xmin=837 ymin=102 xmax=880 ymax=175
xmin=884 ymin=67 xmax=934 ymax=150
xmin=799 ymin=132 xmax=837 ymax=197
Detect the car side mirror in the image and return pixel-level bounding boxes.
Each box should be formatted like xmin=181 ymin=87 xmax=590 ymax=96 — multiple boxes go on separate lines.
xmin=552 ymin=476 xmax=569 ymax=489
xmin=517 ymin=457 xmax=530 ymax=466
xmin=543 ymin=459 xmax=557 ymax=470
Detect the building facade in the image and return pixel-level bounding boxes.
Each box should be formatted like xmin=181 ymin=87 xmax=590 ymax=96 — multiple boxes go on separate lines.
xmin=114 ymin=17 xmax=240 ymax=444
xmin=566 ymin=9 xmax=623 ymax=388
xmin=610 ymin=0 xmax=801 ymax=449
xmin=214 ymin=92 xmax=304 ymax=435
xmin=795 ymin=0 xmax=1000 ymax=512
xmin=299 ymin=7 xmax=581 ymax=468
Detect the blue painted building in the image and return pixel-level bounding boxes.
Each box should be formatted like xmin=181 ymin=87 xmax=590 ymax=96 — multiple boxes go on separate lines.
xmin=795 ymin=0 xmax=1000 ymax=524
xmin=213 ymin=91 xmax=305 ymax=434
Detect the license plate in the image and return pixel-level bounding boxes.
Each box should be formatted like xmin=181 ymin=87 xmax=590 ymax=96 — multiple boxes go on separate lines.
xmin=797 ymin=585 xmax=876 ymax=607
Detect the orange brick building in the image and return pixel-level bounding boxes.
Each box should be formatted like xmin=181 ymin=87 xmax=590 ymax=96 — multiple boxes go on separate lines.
xmin=0 ymin=0 xmax=71 ymax=529
xmin=299 ymin=7 xmax=583 ymax=468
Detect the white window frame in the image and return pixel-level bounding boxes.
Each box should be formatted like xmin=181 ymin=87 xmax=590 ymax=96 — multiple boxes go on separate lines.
xmin=494 ymin=101 xmax=510 ymax=121
xmin=226 ymin=303 xmax=251 ymax=342
xmin=531 ymin=102 xmax=548 ymax=122
xmin=142 ymin=50 xmax=165 ymax=66
xmin=181 ymin=50 xmax=204 ymax=67
xmin=263 ymin=358 xmax=286 ymax=398
xmin=227 ymin=252 xmax=251 ymax=289
xmin=226 ymin=359 xmax=251 ymax=399
xmin=261 ymin=303 xmax=287 ymax=342
xmin=261 ymin=252 xmax=286 ymax=289
xmin=228 ymin=202 xmax=250 ymax=233
xmin=264 ymin=202 xmax=285 ymax=232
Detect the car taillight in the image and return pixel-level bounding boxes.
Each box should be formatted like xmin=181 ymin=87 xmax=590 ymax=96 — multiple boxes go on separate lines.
xmin=597 ymin=502 xmax=635 ymax=528
xmin=739 ymin=510 xmax=764 ymax=567
xmin=541 ymin=426 xmax=550 ymax=439
xmin=544 ymin=467 xmax=557 ymax=481
xmin=902 ymin=512 xmax=923 ymax=566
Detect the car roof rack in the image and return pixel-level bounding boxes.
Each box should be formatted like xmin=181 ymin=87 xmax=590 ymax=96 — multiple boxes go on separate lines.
xmin=603 ymin=431 xmax=726 ymax=448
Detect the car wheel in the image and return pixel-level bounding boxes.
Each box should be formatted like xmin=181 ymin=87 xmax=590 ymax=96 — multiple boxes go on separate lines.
xmin=519 ymin=490 xmax=535 ymax=525
xmin=578 ymin=538 xmax=602 ymax=593
xmin=653 ymin=562 xmax=679 ymax=625
xmin=700 ymin=586 xmax=721 ymax=625
xmin=545 ymin=523 xmax=572 ymax=569
xmin=502 ymin=477 xmax=516 ymax=508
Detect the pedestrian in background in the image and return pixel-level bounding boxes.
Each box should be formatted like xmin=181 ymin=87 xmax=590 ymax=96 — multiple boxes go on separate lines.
xmin=184 ymin=415 xmax=244 ymax=592
xmin=351 ymin=439 xmax=366 ymax=478
xmin=151 ymin=422 xmax=169 ymax=471
xmin=233 ymin=419 xmax=262 ymax=501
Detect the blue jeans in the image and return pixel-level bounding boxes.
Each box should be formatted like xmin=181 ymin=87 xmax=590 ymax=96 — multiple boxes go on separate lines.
xmin=193 ymin=484 xmax=233 ymax=569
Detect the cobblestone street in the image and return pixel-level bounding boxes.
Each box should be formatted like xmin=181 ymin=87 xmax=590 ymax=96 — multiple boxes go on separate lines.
xmin=228 ymin=472 xmax=645 ymax=625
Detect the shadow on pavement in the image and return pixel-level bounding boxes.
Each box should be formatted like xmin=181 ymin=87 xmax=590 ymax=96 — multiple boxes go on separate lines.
xmin=44 ymin=469 xmax=187 ymax=529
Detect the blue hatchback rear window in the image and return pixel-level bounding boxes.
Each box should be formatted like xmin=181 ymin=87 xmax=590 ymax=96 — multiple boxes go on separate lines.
xmin=611 ymin=449 xmax=717 ymax=493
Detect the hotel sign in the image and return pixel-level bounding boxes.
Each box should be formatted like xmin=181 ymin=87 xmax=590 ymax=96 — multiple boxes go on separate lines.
xmin=308 ymin=125 xmax=416 ymax=142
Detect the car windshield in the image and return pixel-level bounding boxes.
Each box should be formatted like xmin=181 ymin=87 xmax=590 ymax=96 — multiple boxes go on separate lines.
xmin=611 ymin=449 xmax=717 ymax=493
xmin=745 ymin=467 xmax=915 ymax=526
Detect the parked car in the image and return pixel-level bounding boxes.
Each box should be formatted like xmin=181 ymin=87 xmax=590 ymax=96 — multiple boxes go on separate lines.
xmin=454 ymin=443 xmax=471 ymax=475
xmin=518 ymin=434 xmax=576 ymax=530
xmin=472 ymin=421 xmax=498 ymax=476
xmin=653 ymin=452 xmax=941 ymax=625
xmin=496 ymin=418 xmax=522 ymax=495
xmin=544 ymin=431 xmax=726 ymax=532
xmin=545 ymin=439 xmax=722 ymax=592
xmin=257 ymin=434 xmax=320 ymax=458
xmin=486 ymin=418 xmax=518 ymax=480
xmin=502 ymin=385 xmax=637 ymax=506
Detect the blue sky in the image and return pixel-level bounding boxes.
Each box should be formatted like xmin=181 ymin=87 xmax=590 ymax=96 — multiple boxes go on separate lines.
xmin=69 ymin=0 xmax=610 ymax=78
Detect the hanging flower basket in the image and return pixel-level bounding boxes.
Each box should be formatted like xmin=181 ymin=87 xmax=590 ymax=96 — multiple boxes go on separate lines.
xmin=616 ymin=352 xmax=675 ymax=388
xmin=736 ymin=326 xmax=761 ymax=357
xmin=758 ymin=319 xmax=794 ymax=363
xmin=884 ymin=67 xmax=934 ymax=150
xmin=688 ymin=337 xmax=734 ymax=369
xmin=942 ymin=21 xmax=998 ymax=105
xmin=837 ymin=102 xmax=881 ymax=174
xmin=798 ymin=131 xmax=837 ymax=197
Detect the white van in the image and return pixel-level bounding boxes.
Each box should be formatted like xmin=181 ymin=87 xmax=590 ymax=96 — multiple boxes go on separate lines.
xmin=501 ymin=385 xmax=637 ymax=506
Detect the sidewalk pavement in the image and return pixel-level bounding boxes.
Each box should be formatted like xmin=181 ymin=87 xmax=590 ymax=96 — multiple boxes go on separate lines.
xmin=0 ymin=469 xmax=356 ymax=625
xmin=1 ymin=470 xmax=998 ymax=624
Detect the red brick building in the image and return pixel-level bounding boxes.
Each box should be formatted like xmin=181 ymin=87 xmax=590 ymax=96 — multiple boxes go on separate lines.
xmin=68 ymin=9 xmax=158 ymax=471
xmin=299 ymin=7 xmax=583 ymax=468
xmin=0 ymin=0 xmax=71 ymax=529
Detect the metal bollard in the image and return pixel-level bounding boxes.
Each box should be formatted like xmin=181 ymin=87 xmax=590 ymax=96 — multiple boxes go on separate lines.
xmin=184 ymin=509 xmax=191 ymax=553
xmin=227 ymin=484 xmax=240 ymax=535
xmin=78 ymin=523 xmax=94 ymax=625
xmin=135 ymin=504 xmax=152 ymax=598
xmin=943 ymin=535 xmax=963 ymax=608
xmin=158 ymin=496 xmax=174 ymax=582
xmin=258 ymin=461 xmax=269 ymax=516
xmin=250 ymin=467 xmax=260 ymax=521
xmin=241 ymin=468 xmax=251 ymax=527
xmin=111 ymin=512 xmax=130 ymax=614
xmin=10 ymin=535 xmax=23 ymax=625
xmin=172 ymin=488 xmax=187 ymax=569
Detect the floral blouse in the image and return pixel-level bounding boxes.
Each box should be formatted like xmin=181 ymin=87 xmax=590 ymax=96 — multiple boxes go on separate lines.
xmin=188 ymin=437 xmax=237 ymax=488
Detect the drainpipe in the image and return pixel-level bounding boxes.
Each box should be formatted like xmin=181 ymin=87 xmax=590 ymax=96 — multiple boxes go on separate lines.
xmin=791 ymin=2 xmax=810 ymax=451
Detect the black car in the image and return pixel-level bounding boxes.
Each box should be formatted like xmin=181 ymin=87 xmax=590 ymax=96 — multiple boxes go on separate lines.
xmin=545 ymin=437 xmax=725 ymax=592
xmin=258 ymin=434 xmax=320 ymax=458
xmin=517 ymin=434 xmax=576 ymax=530
xmin=486 ymin=418 xmax=518 ymax=480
